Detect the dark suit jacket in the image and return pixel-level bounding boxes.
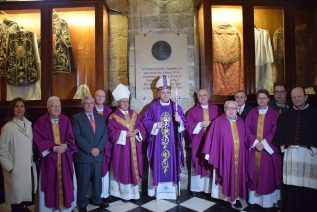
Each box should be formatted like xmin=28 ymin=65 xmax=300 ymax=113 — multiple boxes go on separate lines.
xmin=238 ymin=103 xmax=253 ymax=121
xmin=71 ymin=111 xmax=108 ymax=163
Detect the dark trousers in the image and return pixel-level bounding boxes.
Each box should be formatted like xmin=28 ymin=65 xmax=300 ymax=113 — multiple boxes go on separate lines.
xmin=282 ymin=184 xmax=317 ymax=212
xmin=75 ymin=161 xmax=102 ymax=208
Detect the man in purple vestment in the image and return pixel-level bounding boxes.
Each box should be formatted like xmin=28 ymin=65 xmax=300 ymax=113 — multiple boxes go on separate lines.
xmin=33 ymin=96 xmax=78 ymax=211
xmin=142 ymin=75 xmax=186 ymax=200
xmin=203 ymin=100 xmax=247 ymax=209
xmin=93 ymin=89 xmax=113 ymax=202
xmin=186 ymin=88 xmax=222 ymax=194
xmin=245 ymin=89 xmax=281 ymax=209
xmin=106 ymin=83 xmax=146 ymax=201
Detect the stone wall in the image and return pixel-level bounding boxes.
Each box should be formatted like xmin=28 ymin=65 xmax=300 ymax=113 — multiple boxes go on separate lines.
xmin=108 ymin=12 xmax=129 ymax=101
xmin=108 ymin=0 xmax=198 ymax=113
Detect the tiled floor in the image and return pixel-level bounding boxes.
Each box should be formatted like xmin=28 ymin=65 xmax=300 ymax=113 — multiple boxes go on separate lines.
xmin=0 ymin=190 xmax=279 ymax=212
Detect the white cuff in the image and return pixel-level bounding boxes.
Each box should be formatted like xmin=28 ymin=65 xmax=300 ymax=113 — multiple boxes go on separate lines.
xmin=42 ymin=150 xmax=50 ymax=157
xmin=193 ymin=122 xmax=203 ymax=134
xmin=262 ymin=139 xmax=274 ymax=155
xmin=250 ymin=139 xmax=259 ymax=150
xmin=116 ymin=130 xmax=127 ymax=145
xmin=281 ymin=145 xmax=287 ymax=153
xmin=205 ymin=154 xmax=209 ymax=160
xmin=151 ymin=123 xmax=159 ymax=135
xmin=178 ymin=121 xmax=185 ymax=133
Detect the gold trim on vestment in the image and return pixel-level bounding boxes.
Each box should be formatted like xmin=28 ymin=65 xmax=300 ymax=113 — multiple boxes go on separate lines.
xmin=203 ymin=108 xmax=209 ymax=132
xmin=230 ymin=121 xmax=240 ymax=199
xmin=256 ymin=114 xmax=265 ymax=184
xmin=52 ymin=123 xmax=64 ymax=208
xmin=109 ymin=112 xmax=140 ymax=184
xmin=160 ymin=112 xmax=171 ymax=174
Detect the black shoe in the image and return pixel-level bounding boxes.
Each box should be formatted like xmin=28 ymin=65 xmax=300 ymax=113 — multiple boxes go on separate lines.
xmin=233 ymin=200 xmax=242 ymax=209
xmin=78 ymin=207 xmax=87 ymax=212
xmin=99 ymin=202 xmax=109 ymax=209
xmin=191 ymin=191 xmax=199 ymax=197
xmin=217 ymin=201 xmax=231 ymax=209
xmin=102 ymin=197 xmax=109 ymax=203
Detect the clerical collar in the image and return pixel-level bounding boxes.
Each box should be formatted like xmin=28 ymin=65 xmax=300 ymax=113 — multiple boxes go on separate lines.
xmin=201 ymin=104 xmax=208 ymax=109
xmin=227 ymin=116 xmax=237 ymax=122
xmin=293 ymin=103 xmax=309 ymax=111
xmin=160 ymin=100 xmax=170 ymax=106
xmin=95 ymin=104 xmax=104 ymax=112
xmin=258 ymin=106 xmax=268 ymax=115
xmin=50 ymin=117 xmax=59 ymax=123
xmin=119 ymin=108 xmax=129 ymax=115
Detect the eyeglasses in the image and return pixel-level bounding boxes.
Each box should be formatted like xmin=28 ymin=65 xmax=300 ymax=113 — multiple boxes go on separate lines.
xmin=225 ymin=107 xmax=238 ymax=111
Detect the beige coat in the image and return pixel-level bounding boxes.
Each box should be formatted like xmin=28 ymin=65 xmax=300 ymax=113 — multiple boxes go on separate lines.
xmin=0 ymin=117 xmax=35 ymax=204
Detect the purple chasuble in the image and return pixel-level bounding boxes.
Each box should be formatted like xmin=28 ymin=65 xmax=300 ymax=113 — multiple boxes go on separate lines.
xmin=186 ymin=103 xmax=222 ymax=177
xmin=143 ymin=100 xmax=186 ymax=186
xmin=106 ymin=108 xmax=146 ymax=185
xmin=33 ymin=113 xmax=77 ymax=209
xmin=245 ymin=107 xmax=282 ymax=195
xmin=204 ymin=114 xmax=247 ymax=201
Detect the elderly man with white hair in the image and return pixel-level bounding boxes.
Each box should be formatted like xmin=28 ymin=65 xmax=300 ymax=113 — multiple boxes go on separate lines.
xmin=203 ymin=100 xmax=247 ymax=209
xmin=71 ymin=96 xmax=108 ymax=212
xmin=105 ymin=83 xmax=146 ymax=202
xmin=33 ymin=96 xmax=78 ymax=212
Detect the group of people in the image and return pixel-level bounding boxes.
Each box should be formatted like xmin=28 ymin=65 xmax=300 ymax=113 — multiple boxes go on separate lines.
xmin=0 ymin=76 xmax=316 ymax=212
xmin=188 ymin=83 xmax=317 ymax=212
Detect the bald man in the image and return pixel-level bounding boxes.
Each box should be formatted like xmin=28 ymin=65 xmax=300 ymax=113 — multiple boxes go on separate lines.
xmin=273 ymin=87 xmax=317 ymax=212
xmin=186 ymin=89 xmax=222 ymax=194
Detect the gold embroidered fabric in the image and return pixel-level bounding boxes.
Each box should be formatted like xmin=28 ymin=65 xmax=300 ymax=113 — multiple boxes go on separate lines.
xmin=255 ymin=114 xmax=265 ymax=183
xmin=52 ymin=123 xmax=64 ymax=208
xmin=160 ymin=112 xmax=171 ymax=174
xmin=109 ymin=112 xmax=140 ymax=183
xmin=0 ymin=19 xmax=20 ymax=76
xmin=213 ymin=24 xmax=241 ymax=64
xmin=230 ymin=121 xmax=240 ymax=199
xmin=203 ymin=108 xmax=209 ymax=131
xmin=6 ymin=31 xmax=39 ymax=86
xmin=52 ymin=14 xmax=75 ymax=73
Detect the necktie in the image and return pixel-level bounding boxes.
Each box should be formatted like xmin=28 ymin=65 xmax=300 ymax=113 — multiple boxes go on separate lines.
xmin=89 ymin=114 xmax=96 ymax=133
xmin=238 ymin=107 xmax=242 ymax=115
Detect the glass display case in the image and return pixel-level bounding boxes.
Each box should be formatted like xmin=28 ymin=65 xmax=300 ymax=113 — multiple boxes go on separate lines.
xmin=198 ymin=0 xmax=309 ymax=101
xmin=51 ymin=7 xmax=96 ymax=100
xmin=254 ymin=6 xmax=284 ymax=94
xmin=211 ymin=5 xmax=244 ymax=96
xmin=294 ymin=8 xmax=317 ymax=89
xmin=0 ymin=9 xmax=41 ymax=101
xmin=0 ymin=0 xmax=109 ymax=105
